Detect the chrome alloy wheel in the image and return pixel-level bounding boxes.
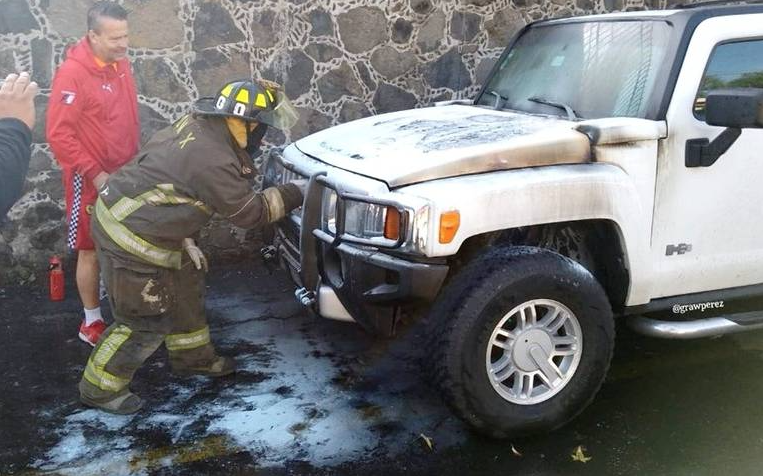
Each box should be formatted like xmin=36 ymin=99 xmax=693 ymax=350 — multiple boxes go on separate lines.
xmin=485 ymin=299 xmax=583 ymax=405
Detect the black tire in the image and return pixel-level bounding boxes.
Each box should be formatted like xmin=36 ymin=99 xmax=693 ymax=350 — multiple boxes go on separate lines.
xmin=424 ymin=246 xmax=614 ymax=438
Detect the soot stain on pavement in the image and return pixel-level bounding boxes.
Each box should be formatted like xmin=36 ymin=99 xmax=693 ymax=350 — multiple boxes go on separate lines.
xmin=17 ymin=265 xmax=464 ymax=474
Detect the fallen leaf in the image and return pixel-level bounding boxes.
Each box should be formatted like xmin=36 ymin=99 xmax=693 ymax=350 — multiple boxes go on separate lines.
xmin=287 ymin=422 xmax=308 ymax=436
xmin=356 ymin=403 xmax=383 ymax=420
xmin=511 ymin=444 xmax=523 ymax=457
xmin=419 ymin=433 xmax=434 ymax=451
xmin=571 ymin=445 xmax=592 ymax=463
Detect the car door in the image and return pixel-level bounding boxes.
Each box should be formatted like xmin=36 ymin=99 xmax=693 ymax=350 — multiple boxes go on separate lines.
xmin=651 ymin=14 xmax=763 ymax=298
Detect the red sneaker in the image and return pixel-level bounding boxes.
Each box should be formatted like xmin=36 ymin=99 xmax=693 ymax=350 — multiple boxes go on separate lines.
xmin=79 ymin=319 xmax=107 ymax=347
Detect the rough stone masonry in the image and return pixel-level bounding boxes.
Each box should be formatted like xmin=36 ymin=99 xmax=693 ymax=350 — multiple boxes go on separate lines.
xmin=0 ymin=0 xmax=667 ymax=284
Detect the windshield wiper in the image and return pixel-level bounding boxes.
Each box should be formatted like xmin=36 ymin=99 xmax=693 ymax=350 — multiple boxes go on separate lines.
xmin=527 ymin=96 xmax=579 ymax=121
xmin=487 ymin=90 xmax=509 ymax=110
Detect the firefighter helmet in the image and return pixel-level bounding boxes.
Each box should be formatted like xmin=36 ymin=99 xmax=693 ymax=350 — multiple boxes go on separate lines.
xmin=194 ymin=79 xmax=298 ymax=130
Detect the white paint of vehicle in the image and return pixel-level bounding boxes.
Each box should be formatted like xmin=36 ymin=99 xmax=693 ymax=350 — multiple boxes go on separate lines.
xmin=399 ymin=151 xmax=657 ymax=304
xmin=282 ymin=144 xmax=389 ymax=195
xmin=543 ymin=9 xmax=680 ymax=24
xmin=652 ymin=14 xmax=763 ymax=297
xmin=294 ymin=105 xmax=590 ymax=187
xmin=286 ymin=115 xmax=668 ymax=305
xmin=391 ymin=118 xmax=665 ymax=304
xmin=577 ymin=117 xmax=667 ymax=145
xmin=588 ymin=131 xmax=664 ymax=304
xmin=318 ymin=285 xmax=355 ymax=322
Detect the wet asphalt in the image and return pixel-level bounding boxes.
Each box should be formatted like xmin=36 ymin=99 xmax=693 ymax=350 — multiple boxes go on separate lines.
xmin=2 ymin=260 xmax=763 ymax=475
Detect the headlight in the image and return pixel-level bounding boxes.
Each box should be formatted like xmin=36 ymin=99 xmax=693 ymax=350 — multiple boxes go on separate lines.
xmin=345 ymin=200 xmax=387 ymax=239
xmin=322 ymin=190 xmax=338 ymax=233
xmin=321 ymin=190 xmax=404 ymax=245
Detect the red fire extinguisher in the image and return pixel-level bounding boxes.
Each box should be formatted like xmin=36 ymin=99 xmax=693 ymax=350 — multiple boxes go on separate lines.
xmin=49 ymin=256 xmax=64 ymax=301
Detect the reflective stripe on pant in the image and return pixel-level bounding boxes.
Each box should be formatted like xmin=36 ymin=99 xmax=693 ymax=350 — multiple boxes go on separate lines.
xmin=83 ymin=324 xmax=132 ymax=392
xmin=80 ymin=324 xmax=165 ymax=401
xmin=166 ymin=326 xmax=210 ymax=351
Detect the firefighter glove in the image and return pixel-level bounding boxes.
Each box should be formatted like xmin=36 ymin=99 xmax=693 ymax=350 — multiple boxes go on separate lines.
xmin=183 ymin=238 xmax=208 ymax=272
xmin=290 ymin=179 xmax=308 ymax=198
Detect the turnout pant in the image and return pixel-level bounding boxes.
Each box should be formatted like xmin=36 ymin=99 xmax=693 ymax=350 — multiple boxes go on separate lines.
xmin=79 ymin=249 xmax=218 ymax=402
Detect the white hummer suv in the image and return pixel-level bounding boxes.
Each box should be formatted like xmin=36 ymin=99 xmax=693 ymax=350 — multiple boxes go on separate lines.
xmin=263 ymin=3 xmax=763 ymax=437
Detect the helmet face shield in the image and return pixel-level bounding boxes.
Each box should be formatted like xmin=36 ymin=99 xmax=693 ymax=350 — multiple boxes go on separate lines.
xmin=256 ymin=90 xmax=299 ymax=130
xmin=193 ymin=79 xmax=299 ymax=131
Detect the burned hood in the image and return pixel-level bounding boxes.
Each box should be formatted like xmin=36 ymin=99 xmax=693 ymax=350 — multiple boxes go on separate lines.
xmin=294 ymin=105 xmax=592 ymax=187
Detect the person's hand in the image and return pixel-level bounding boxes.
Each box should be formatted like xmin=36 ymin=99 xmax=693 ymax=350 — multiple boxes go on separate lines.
xmin=183 ymin=238 xmax=208 ymax=272
xmin=93 ymin=171 xmax=110 ymax=190
xmin=290 ymin=179 xmax=308 ymax=197
xmin=0 ymin=72 xmax=38 ymax=130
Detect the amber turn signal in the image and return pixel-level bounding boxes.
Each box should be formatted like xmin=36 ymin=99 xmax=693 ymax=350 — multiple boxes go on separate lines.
xmin=384 ymin=206 xmax=401 ymax=240
xmin=439 ymin=211 xmax=460 ymax=244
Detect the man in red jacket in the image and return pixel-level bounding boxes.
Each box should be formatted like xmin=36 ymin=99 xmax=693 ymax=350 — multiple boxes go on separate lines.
xmin=47 ymin=1 xmax=140 ymax=346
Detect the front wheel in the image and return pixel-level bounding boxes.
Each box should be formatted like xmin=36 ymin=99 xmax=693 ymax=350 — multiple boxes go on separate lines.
xmin=425 ymin=246 xmax=615 ymax=438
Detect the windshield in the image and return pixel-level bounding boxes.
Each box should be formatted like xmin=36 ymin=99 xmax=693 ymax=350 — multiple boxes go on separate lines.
xmin=478 ymin=20 xmax=672 ymax=120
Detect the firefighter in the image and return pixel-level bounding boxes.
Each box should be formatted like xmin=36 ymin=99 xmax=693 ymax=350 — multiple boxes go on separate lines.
xmin=79 ymin=79 xmax=304 ymax=414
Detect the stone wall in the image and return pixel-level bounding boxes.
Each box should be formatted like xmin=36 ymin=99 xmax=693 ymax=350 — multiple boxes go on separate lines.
xmin=0 ymin=0 xmax=666 ymax=284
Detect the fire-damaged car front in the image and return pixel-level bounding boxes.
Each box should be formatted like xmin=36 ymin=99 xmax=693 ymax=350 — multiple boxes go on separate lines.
xmin=262 ymin=139 xmax=449 ymax=336
xmin=262 ymin=100 xmax=587 ymax=337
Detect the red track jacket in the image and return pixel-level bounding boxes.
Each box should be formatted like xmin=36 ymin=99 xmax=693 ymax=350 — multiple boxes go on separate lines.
xmin=47 ymin=37 xmax=140 ymax=183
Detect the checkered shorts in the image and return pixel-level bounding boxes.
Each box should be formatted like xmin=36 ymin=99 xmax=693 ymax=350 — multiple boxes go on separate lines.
xmin=66 ymin=173 xmax=83 ymax=250
xmin=64 ymin=172 xmax=97 ymax=251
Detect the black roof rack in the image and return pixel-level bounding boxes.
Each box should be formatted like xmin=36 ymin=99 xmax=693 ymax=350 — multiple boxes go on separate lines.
xmin=676 ymin=0 xmax=763 ymax=9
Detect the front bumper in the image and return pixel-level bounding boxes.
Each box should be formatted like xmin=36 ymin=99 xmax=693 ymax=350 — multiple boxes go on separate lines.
xmin=267 ymin=159 xmax=448 ymax=336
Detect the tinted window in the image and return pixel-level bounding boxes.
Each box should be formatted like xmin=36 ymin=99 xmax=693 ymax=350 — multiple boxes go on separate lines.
xmin=695 ymin=39 xmax=763 ymax=117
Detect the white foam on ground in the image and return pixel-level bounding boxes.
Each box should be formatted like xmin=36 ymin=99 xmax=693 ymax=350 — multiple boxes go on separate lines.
xmin=207 ymin=331 xmax=381 ymax=466
xmin=34 ymin=285 xmax=466 ymax=472
xmin=36 ymin=414 xmax=136 ymax=473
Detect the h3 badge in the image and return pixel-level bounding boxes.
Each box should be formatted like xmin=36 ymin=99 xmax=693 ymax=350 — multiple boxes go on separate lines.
xmin=666 ymin=243 xmax=692 ymax=256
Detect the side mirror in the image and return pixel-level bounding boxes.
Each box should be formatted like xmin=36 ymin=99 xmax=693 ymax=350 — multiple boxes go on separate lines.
xmin=705 ymin=88 xmax=763 ymax=129
xmin=687 ymin=88 xmax=763 ymax=168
